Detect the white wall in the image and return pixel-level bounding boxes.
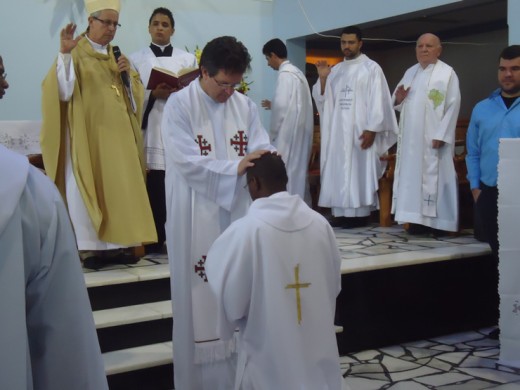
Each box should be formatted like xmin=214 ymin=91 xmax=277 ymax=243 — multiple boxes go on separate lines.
xmin=272 ymin=0 xmax=461 ymax=40
xmin=272 ymin=0 xmax=513 ymax=118
xmin=369 ymin=29 xmax=508 ymax=118
xmin=0 ymin=0 xmax=274 ymax=122
xmin=2 ymin=0 xmax=516 ymax=122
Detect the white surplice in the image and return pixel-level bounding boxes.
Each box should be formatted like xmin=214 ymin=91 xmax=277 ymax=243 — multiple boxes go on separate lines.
xmin=269 ymin=61 xmax=314 ymax=200
xmin=0 ymin=145 xmax=107 ymax=390
xmin=312 ymin=54 xmax=398 ymax=217
xmin=205 ymin=191 xmax=343 ymax=390
xmin=391 ymin=60 xmax=461 ymax=231
xmin=130 ymin=46 xmax=197 ymax=170
xmin=161 ymin=80 xmax=274 ymax=390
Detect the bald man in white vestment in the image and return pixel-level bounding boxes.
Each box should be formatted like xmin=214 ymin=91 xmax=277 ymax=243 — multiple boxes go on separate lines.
xmin=312 ymin=26 xmax=398 ymax=228
xmin=206 ymin=153 xmax=345 ymax=390
xmin=161 ymin=36 xmax=274 ymax=390
xmin=391 ymin=33 xmax=461 ymax=234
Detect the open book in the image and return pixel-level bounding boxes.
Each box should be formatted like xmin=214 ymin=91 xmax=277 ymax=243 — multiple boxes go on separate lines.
xmin=146 ymin=67 xmax=200 ymax=90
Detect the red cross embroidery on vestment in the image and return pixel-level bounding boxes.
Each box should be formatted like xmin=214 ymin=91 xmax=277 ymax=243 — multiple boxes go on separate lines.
xmin=230 ymin=130 xmax=248 ymax=156
xmin=194 ymin=255 xmax=208 ymax=282
xmin=195 ymin=135 xmax=212 ymax=156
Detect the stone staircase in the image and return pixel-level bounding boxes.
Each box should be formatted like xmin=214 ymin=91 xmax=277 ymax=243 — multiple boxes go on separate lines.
xmin=82 ymin=227 xmax=493 ymax=389
xmin=84 ymin=257 xmax=174 ymax=389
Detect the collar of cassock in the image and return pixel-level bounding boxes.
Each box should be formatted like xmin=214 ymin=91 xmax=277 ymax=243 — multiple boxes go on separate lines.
xmin=85 ymin=34 xmax=108 ymax=54
xmin=150 ymin=43 xmax=173 ymax=57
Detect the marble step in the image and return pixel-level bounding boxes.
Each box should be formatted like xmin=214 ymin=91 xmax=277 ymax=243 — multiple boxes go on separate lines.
xmin=93 ymin=299 xmax=344 ymax=333
xmin=96 ymin=300 xmax=343 ymax=374
xmin=104 ymin=341 xmax=173 ymax=376
xmin=84 ymin=262 xmax=170 ymax=289
xmin=103 ymin=330 xmax=345 ymax=376
xmin=93 ymin=300 xmax=172 ymax=329
xmin=85 ymin=262 xmax=171 ymax=311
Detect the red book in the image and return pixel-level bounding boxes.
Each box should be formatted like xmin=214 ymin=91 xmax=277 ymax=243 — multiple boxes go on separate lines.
xmin=146 ymin=67 xmax=200 ymax=90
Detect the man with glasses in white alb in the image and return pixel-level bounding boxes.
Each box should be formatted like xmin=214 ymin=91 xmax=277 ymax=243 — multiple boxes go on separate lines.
xmin=161 ymin=36 xmax=274 ymax=390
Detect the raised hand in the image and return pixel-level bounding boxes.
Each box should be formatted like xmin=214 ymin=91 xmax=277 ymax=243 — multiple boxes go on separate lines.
xmin=394 ymin=85 xmax=410 ymax=105
xmin=60 ymin=23 xmax=82 ymax=54
xmin=315 ymin=60 xmax=331 ymax=79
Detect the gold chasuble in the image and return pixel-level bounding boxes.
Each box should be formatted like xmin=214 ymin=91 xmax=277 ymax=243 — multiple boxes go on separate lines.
xmin=41 ymin=38 xmax=157 ymax=245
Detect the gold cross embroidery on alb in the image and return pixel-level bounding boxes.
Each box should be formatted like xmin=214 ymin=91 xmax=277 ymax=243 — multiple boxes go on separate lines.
xmin=285 ymin=264 xmax=311 ymax=325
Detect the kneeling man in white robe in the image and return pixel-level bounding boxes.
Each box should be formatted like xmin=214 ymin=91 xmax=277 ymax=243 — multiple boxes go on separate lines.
xmin=206 ymin=153 xmax=346 ymax=390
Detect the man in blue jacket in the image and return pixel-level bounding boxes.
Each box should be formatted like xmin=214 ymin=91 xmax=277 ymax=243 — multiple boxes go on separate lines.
xmin=466 ymin=45 xmax=520 ymax=340
xmin=466 ymin=45 xmax=520 ymax=260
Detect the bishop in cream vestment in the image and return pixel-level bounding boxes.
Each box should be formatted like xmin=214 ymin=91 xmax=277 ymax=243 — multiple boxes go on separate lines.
xmin=41 ymin=36 xmax=156 ymax=249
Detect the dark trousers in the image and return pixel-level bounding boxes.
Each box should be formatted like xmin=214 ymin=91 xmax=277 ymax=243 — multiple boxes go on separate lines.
xmin=474 ymin=182 xmax=499 ymax=324
xmin=474 ymin=182 xmax=499 ymax=260
xmin=146 ymin=169 xmax=166 ymax=251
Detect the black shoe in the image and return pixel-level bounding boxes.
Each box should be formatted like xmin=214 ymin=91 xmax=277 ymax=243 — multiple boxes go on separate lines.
xmin=144 ymin=242 xmax=165 ymax=255
xmin=431 ymin=228 xmax=451 ymax=238
xmin=328 ymin=216 xmax=347 ymax=227
xmin=342 ymin=217 xmax=369 ymax=229
xmin=83 ymin=256 xmax=108 ymax=270
xmin=488 ymin=328 xmax=500 ymax=340
xmin=111 ymin=253 xmax=140 ymax=265
xmin=406 ymin=223 xmax=431 ymax=235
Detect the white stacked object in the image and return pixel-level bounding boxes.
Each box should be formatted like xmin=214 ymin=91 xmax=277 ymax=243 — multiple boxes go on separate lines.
xmin=498 ymin=138 xmax=520 ymax=369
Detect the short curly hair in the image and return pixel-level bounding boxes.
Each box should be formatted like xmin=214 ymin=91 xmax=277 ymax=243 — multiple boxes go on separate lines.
xmin=200 ymin=36 xmax=251 ymax=77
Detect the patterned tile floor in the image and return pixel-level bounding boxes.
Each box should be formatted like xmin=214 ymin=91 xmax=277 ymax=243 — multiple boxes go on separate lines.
xmin=83 ymin=223 xmax=517 ymax=389
xmin=341 ymin=328 xmax=520 ymax=389
xmin=82 ymin=224 xmax=489 ymax=275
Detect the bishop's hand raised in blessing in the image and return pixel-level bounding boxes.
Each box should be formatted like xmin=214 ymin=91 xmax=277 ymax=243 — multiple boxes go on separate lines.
xmin=60 ymin=23 xmax=83 ymax=54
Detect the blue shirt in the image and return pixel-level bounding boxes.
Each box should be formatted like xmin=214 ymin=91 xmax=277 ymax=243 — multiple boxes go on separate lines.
xmin=466 ymin=89 xmax=520 ymax=189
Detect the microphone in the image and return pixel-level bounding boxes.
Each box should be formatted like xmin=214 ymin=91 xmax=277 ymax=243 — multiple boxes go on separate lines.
xmin=112 ymin=46 xmax=130 ymax=88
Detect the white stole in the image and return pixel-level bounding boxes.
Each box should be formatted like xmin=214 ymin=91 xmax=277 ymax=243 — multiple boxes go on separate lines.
xmin=190 ymin=93 xmax=251 ymax=363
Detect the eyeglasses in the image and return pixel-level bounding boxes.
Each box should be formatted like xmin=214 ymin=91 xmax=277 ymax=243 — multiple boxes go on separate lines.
xmin=213 ymin=77 xmax=240 ymax=90
xmin=93 ymin=16 xmax=121 ymax=29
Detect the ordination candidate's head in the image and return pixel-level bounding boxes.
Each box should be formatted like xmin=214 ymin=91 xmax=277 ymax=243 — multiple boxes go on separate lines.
xmin=0 ymin=55 xmax=8 ymax=99
xmin=498 ymin=45 xmax=520 ymax=97
xmin=245 ymin=153 xmax=288 ymax=201
xmin=148 ymin=7 xmax=175 ymax=46
xmin=85 ymin=0 xmax=121 ymax=46
xmin=199 ymin=36 xmax=251 ymax=103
